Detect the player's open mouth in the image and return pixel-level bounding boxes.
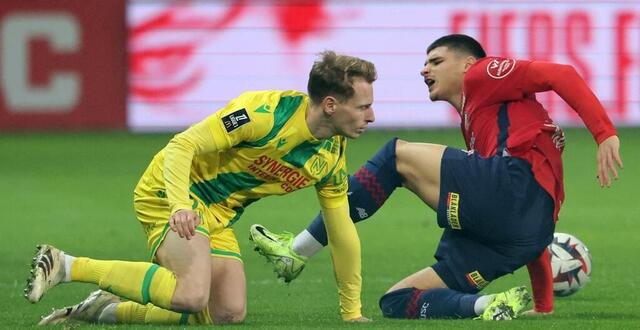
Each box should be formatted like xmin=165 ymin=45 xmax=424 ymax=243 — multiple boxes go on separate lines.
xmin=425 ymin=78 xmax=435 ymax=89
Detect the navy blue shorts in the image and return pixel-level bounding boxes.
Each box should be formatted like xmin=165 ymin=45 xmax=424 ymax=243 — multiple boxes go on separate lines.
xmin=432 ymin=148 xmax=555 ymax=293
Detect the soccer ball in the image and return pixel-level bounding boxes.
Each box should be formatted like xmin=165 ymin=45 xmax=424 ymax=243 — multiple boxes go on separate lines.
xmin=548 ymin=232 xmax=592 ymax=296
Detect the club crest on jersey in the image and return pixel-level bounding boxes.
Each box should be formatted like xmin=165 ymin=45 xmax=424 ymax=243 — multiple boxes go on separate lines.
xmin=486 ymin=58 xmax=516 ymax=79
xmin=310 ymin=156 xmax=327 ymax=175
xmin=222 ymin=109 xmax=250 ymax=132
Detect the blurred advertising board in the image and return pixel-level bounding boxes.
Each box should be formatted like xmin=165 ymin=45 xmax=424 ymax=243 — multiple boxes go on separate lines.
xmin=128 ymin=1 xmax=640 ymax=131
xmin=0 ymin=0 xmax=126 ymax=130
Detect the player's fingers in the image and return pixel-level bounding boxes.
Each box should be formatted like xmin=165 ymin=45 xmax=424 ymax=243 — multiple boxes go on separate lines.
xmin=606 ymin=152 xmax=618 ymax=180
xmin=186 ymin=215 xmax=196 ymax=240
xmin=613 ymin=149 xmax=624 ymax=169
xmin=597 ymin=154 xmax=606 ymax=187
xmin=169 ymin=216 xmax=178 ymax=232
xmin=346 ymin=316 xmax=372 ymax=323
xmin=521 ymin=309 xmax=553 ymax=317
xmin=604 ymin=151 xmax=614 ymax=186
xmin=176 ymin=216 xmax=189 ymax=239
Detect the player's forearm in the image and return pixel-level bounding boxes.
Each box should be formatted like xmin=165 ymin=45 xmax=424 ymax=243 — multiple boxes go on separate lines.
xmin=322 ymin=202 xmax=362 ymax=321
xmin=164 ymin=121 xmax=218 ymax=214
xmin=526 ymin=62 xmax=616 ymax=143
xmin=164 ymin=136 xmax=198 ymax=214
xmin=526 ymin=249 xmax=554 ymax=313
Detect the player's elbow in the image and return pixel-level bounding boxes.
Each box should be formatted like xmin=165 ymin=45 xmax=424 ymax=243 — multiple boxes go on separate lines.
xmin=556 ymin=63 xmax=578 ymax=78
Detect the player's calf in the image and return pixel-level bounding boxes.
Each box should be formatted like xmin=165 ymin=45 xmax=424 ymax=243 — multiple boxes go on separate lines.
xmin=379 ymin=287 xmax=478 ymax=319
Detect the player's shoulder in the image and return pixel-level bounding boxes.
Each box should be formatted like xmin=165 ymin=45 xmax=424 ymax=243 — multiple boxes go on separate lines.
xmin=467 ymin=56 xmax=532 ymax=82
xmin=236 ymin=90 xmax=307 ymax=114
xmin=236 ymin=89 xmax=306 ymax=124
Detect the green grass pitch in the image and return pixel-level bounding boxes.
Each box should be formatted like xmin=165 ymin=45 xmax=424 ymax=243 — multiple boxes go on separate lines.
xmin=0 ymin=128 xmax=638 ymax=329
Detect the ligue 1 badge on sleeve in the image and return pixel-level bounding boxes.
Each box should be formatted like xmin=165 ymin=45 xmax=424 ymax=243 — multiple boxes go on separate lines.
xmin=222 ymin=109 xmax=250 ymax=132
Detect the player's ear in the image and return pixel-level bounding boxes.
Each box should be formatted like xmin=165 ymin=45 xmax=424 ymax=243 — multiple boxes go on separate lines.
xmin=463 ymin=56 xmax=477 ymax=73
xmin=322 ymin=96 xmax=337 ymax=116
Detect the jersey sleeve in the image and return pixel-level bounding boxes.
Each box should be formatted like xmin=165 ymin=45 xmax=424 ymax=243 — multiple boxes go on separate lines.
xmin=320 ymin=193 xmax=362 ymax=320
xmin=467 ymin=57 xmax=617 ymax=144
xmin=314 ymin=138 xmax=362 ymax=320
xmin=163 ymin=92 xmax=273 ymax=215
xmin=464 ymin=57 xmax=532 ymax=106
xmin=526 ymin=249 xmax=554 ymax=313
xmin=315 ymin=137 xmax=349 ymax=209
xmin=519 ymin=61 xmax=617 ymax=144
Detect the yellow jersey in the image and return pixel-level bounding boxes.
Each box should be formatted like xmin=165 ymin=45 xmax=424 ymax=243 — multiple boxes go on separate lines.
xmin=139 ymin=89 xmax=361 ymax=320
xmin=145 ymin=90 xmax=349 ymax=226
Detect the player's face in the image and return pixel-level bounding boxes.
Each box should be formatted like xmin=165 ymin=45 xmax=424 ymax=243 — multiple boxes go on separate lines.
xmin=331 ymin=77 xmax=375 ymax=139
xmin=420 ymin=46 xmax=467 ymax=103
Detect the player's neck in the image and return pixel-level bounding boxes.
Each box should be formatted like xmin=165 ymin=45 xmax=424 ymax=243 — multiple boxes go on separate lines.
xmin=306 ymin=103 xmax=335 ymax=140
xmin=448 ymin=93 xmax=464 ymax=114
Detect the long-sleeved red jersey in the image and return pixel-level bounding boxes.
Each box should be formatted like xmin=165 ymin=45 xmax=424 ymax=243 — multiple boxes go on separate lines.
xmin=460 ymin=57 xmax=616 ymax=312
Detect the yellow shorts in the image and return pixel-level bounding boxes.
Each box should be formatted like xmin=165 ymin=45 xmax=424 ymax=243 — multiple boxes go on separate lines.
xmin=133 ymin=178 xmax=242 ymax=263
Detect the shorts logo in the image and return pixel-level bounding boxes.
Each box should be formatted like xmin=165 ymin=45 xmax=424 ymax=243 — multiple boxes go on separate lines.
xmin=222 ymin=109 xmax=250 ymax=132
xmin=466 ymin=270 xmax=489 ymax=289
xmin=486 ymin=58 xmax=516 ymax=79
xmin=446 ymin=192 xmax=461 ymax=229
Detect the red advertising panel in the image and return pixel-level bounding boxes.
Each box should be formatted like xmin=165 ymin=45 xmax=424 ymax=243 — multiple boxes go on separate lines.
xmin=0 ymin=0 xmax=126 ymax=130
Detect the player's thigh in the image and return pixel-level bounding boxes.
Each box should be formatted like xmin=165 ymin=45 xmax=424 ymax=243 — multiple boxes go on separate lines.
xmin=135 ymin=190 xmax=215 ymax=301
xmin=386 ymin=267 xmax=447 ymax=293
xmin=432 ymin=229 xmax=536 ymax=294
xmin=395 ymin=140 xmax=447 ymax=210
xmin=155 ymin=232 xmax=212 ymax=293
xmin=208 ymin=227 xmax=246 ymax=324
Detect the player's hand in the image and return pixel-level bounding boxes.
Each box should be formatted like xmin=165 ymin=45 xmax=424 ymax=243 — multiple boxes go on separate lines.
xmin=169 ymin=209 xmax=201 ymax=240
xmin=596 ymin=135 xmax=623 ymax=187
xmin=521 ymin=309 xmax=554 ymax=317
xmin=345 ymin=316 xmax=372 ymax=323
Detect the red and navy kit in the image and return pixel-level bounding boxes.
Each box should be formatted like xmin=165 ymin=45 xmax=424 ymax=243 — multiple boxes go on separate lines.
xmin=462 ymin=57 xmax=616 ymax=221
xmin=453 ymin=57 xmax=617 ymax=311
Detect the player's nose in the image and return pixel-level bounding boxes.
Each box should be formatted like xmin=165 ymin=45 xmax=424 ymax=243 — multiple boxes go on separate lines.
xmin=366 ymin=106 xmax=375 ymax=123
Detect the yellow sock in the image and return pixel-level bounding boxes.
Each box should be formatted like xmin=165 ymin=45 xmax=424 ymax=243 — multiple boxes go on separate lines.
xmin=116 ymin=302 xmax=211 ymax=325
xmin=115 ymin=301 xmax=148 ymax=324
xmin=71 ymin=257 xmax=176 ymax=309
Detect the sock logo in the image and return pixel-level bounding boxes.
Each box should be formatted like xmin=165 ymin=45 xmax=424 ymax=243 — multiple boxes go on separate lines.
xmin=466 ymin=270 xmax=489 ymax=289
xmin=446 ymin=192 xmax=461 ymax=229
xmin=419 ymin=302 xmax=430 ymax=319
xmin=356 ymin=207 xmax=368 ymax=219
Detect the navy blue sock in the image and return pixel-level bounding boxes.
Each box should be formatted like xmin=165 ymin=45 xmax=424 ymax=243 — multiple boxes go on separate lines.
xmin=306 ymin=138 xmax=403 ymax=245
xmin=379 ymin=288 xmax=479 ymax=319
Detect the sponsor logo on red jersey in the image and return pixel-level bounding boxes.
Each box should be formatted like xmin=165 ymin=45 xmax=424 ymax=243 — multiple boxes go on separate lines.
xmin=486 ymin=58 xmax=516 ymax=79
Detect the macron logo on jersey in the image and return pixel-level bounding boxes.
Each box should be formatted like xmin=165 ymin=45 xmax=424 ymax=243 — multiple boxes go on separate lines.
xmin=255 ymin=104 xmax=271 ymax=113
xmin=486 ymin=58 xmax=516 ymax=79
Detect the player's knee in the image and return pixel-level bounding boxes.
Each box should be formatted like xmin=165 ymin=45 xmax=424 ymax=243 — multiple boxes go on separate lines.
xmin=213 ymin=304 xmax=246 ymax=324
xmin=174 ymin=290 xmax=210 ymax=313
xmin=379 ymin=288 xmax=414 ymax=319
xmin=394 ymin=138 xmax=408 ymax=155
